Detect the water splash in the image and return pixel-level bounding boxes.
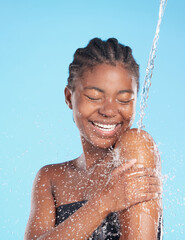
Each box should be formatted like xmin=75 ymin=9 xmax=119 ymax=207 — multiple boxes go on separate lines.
xmin=137 ymin=0 xmax=168 ymax=131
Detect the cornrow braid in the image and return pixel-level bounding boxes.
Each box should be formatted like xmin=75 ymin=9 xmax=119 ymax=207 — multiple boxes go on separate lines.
xmin=67 ymin=38 xmax=139 ymax=92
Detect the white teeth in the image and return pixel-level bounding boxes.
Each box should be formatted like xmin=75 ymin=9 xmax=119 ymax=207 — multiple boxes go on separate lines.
xmin=93 ymin=122 xmax=117 ymax=131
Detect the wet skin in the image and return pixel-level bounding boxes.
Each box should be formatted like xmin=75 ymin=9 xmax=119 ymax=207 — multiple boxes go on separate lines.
xmin=65 ymin=63 xmax=138 ymax=168
xmin=25 ymin=63 xmax=162 ymax=240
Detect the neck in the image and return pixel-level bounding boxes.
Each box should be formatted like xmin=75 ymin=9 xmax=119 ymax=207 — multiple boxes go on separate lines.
xmin=78 ymin=137 xmax=111 ymax=170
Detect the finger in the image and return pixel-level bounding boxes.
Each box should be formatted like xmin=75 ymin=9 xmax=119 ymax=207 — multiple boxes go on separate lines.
xmin=134 ymin=176 xmax=162 ymax=185
xmin=127 ymin=166 xmax=158 ymax=174
xmin=128 ymin=177 xmax=162 ymax=192
xmin=148 ymin=184 xmax=163 ymax=194
xmin=139 ymin=192 xmax=162 ymax=202
xmin=125 ymin=178 xmax=162 ymax=196
xmin=136 ymin=184 xmax=162 ymax=195
xmin=112 ymin=159 xmax=136 ymax=175
xmin=126 ymin=169 xmax=160 ymax=179
xmin=130 ymin=193 xmax=161 ymax=206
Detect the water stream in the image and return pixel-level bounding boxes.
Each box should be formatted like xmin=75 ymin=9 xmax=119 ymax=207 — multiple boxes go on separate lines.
xmin=137 ymin=0 xmax=168 ymax=131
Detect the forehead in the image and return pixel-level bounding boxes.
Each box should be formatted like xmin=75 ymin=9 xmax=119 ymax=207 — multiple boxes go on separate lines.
xmin=79 ymin=63 xmax=135 ymax=90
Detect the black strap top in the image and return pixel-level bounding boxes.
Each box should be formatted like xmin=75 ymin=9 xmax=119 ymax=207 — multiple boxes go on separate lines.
xmin=55 ymin=200 xmax=163 ymax=240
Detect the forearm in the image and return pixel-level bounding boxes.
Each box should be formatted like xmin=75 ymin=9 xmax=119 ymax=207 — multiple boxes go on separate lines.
xmin=119 ymin=199 xmax=162 ymax=240
xmin=37 ymin=196 xmax=109 ymax=240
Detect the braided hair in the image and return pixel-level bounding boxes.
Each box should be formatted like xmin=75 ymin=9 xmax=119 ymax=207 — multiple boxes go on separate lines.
xmin=67 ymin=38 xmax=139 ymax=92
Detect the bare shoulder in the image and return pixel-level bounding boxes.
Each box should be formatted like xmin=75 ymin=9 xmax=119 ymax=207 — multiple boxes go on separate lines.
xmin=31 ymin=163 xmax=66 ymax=198
xmin=119 ymin=128 xmax=155 ymax=143
xmin=29 ymin=161 xmax=76 ymax=213
xmin=35 ymin=160 xmax=75 ymax=184
xmin=25 ymin=160 xmax=78 ymax=239
xmin=116 ymin=128 xmax=161 ymax=170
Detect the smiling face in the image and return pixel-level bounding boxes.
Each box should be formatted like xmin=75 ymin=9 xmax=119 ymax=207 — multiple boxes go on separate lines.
xmin=65 ymin=63 xmax=137 ymax=149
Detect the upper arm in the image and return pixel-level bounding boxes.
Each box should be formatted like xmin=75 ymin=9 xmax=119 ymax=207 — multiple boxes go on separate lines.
xmin=116 ymin=128 xmax=161 ymax=170
xmin=117 ymin=128 xmax=162 ymax=240
xmin=24 ymin=166 xmax=56 ymax=240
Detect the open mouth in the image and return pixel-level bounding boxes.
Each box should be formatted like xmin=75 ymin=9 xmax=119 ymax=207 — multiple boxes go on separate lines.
xmin=90 ymin=121 xmax=122 ymax=135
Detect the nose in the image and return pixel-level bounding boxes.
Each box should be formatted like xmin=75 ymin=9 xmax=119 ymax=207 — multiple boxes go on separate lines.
xmin=98 ymin=98 xmax=117 ymax=118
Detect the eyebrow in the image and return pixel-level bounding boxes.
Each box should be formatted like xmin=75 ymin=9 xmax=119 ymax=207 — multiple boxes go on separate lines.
xmin=84 ymin=87 xmax=134 ymax=94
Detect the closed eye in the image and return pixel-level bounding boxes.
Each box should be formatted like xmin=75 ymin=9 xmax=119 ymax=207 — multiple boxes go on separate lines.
xmin=117 ymin=99 xmax=133 ymax=104
xmin=85 ymin=95 xmax=101 ymax=101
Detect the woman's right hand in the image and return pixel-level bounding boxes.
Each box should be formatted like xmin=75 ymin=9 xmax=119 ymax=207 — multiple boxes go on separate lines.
xmin=96 ymin=159 xmax=162 ymax=215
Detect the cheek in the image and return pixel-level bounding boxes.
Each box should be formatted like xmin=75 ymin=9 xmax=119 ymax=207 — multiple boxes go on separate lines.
xmin=74 ymin=98 xmax=97 ymax=117
xmin=120 ymin=103 xmax=136 ymax=121
xmin=72 ymin=100 xmax=96 ymax=125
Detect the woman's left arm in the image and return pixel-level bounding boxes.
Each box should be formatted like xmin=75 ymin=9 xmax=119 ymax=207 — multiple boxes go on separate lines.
xmin=116 ymin=129 xmax=162 ymax=240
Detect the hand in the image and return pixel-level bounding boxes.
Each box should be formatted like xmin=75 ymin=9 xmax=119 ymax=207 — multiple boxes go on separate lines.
xmin=97 ymin=159 xmax=162 ymax=214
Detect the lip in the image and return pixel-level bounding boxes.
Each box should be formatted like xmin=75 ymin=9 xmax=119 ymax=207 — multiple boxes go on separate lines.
xmin=89 ymin=121 xmax=122 ymax=137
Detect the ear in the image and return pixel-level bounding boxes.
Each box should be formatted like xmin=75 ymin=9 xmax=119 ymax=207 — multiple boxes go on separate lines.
xmin=64 ymin=86 xmax=73 ymax=109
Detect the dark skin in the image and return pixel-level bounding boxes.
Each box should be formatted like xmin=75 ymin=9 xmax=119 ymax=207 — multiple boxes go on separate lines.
xmin=25 ymin=63 xmax=162 ymax=240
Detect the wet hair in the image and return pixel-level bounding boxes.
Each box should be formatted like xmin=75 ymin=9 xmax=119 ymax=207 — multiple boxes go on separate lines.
xmin=67 ymin=38 xmax=139 ymax=92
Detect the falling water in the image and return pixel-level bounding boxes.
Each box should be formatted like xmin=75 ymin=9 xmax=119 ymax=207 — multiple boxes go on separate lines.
xmin=137 ymin=0 xmax=168 ymax=131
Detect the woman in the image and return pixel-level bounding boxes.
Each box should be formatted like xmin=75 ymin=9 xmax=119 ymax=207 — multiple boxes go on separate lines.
xmin=25 ymin=38 xmax=162 ymax=240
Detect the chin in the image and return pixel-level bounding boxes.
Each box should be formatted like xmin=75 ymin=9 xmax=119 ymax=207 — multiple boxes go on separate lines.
xmin=90 ymin=137 xmax=117 ymax=149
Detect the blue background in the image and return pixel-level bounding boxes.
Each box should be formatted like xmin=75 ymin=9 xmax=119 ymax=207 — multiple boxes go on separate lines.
xmin=1 ymin=0 xmax=185 ymax=239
